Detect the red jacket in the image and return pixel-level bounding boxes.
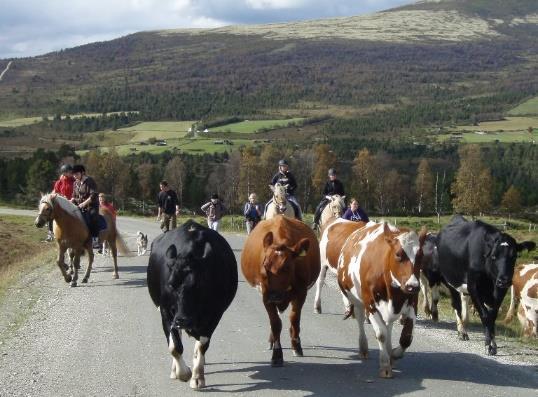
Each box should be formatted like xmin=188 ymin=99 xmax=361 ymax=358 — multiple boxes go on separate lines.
xmin=53 ymin=175 xmax=75 ymax=200
xmin=100 ymin=202 xmax=117 ymax=219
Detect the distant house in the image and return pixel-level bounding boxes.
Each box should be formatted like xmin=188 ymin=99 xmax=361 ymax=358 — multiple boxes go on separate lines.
xmin=204 ymin=128 xmax=209 ymax=133
xmin=155 ymin=140 xmax=167 ymax=146
xmin=188 ymin=127 xmax=192 ymax=133
xmin=474 ymin=131 xmax=486 ymax=135
xmin=214 ymin=140 xmax=224 ymax=144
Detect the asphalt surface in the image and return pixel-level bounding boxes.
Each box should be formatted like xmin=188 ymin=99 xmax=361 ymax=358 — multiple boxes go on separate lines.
xmin=0 ymin=211 xmax=537 ymax=396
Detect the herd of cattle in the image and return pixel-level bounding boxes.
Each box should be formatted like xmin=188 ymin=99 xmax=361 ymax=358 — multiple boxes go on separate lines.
xmin=146 ymin=214 xmax=536 ymax=389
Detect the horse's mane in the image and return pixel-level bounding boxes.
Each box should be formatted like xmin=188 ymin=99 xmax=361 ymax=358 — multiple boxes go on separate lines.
xmin=42 ymin=193 xmax=85 ymax=222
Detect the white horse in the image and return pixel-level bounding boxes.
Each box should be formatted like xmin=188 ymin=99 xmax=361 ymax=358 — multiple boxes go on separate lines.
xmin=319 ymin=195 xmax=346 ymax=232
xmin=265 ymin=183 xmax=296 ymax=220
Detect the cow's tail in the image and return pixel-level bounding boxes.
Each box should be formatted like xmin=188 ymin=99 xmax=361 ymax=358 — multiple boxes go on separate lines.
xmin=116 ymin=230 xmax=134 ymax=257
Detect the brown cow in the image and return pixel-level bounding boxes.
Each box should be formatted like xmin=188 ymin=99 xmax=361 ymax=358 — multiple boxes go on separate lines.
xmin=241 ymin=215 xmax=320 ymax=366
xmin=338 ymin=222 xmax=426 ymax=378
xmin=314 ymin=218 xmax=368 ymax=314
xmin=504 ymin=263 xmax=538 ymax=337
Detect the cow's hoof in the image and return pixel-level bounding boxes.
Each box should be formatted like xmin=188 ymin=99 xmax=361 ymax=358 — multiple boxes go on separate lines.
xmin=190 ymin=376 xmax=205 ymax=389
xmin=359 ymin=351 xmax=368 ymax=360
xmin=112 ymin=273 xmax=119 ymax=279
xmin=379 ymin=367 xmax=393 ymax=378
xmin=293 ymin=347 xmax=303 ymax=357
xmin=70 ymin=280 xmax=77 ymax=288
xmin=459 ymin=332 xmax=469 ymax=341
xmin=271 ymin=358 xmax=284 ymax=367
xmin=432 ymin=312 xmax=439 ymax=322
xmin=487 ymin=345 xmax=497 ymax=356
xmin=82 ymin=278 xmax=88 ymax=283
xmin=178 ymin=367 xmax=192 ymax=382
xmin=314 ymin=306 xmax=321 ymax=314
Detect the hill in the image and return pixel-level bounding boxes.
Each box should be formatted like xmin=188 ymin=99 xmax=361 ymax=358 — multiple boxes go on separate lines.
xmin=0 ymin=0 xmax=537 ymax=158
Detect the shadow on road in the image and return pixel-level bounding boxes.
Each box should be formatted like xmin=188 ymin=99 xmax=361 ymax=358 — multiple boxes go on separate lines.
xmin=201 ymin=350 xmax=538 ymax=396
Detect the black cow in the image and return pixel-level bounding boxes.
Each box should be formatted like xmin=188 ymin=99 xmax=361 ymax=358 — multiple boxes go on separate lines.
xmin=147 ymin=220 xmax=238 ymax=389
xmin=435 ymin=215 xmax=535 ymax=355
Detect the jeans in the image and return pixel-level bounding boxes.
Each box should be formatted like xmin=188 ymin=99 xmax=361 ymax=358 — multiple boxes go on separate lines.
xmin=208 ymin=219 xmax=219 ymax=231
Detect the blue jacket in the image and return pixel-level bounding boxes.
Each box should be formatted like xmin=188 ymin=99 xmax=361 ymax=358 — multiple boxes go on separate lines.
xmin=342 ymin=207 xmax=369 ymax=222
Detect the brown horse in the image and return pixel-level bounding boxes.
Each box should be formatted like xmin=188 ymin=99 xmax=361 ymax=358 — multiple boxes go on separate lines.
xmin=35 ymin=193 xmax=129 ymax=286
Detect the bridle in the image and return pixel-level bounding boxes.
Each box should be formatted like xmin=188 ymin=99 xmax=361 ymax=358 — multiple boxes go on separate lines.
xmin=273 ymin=188 xmax=288 ymax=213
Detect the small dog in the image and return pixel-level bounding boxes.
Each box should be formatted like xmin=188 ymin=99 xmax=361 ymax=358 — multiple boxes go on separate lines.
xmin=136 ymin=231 xmax=148 ymax=256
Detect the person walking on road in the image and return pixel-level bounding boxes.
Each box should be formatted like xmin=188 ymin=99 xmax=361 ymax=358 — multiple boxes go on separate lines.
xmin=157 ymin=181 xmax=180 ymax=233
xmin=201 ymin=193 xmax=226 ymax=232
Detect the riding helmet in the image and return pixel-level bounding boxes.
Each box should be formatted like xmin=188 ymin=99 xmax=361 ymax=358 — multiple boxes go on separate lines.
xmin=278 ymin=159 xmax=288 ymax=166
xmin=72 ymin=164 xmax=86 ymax=173
xmin=60 ymin=164 xmax=73 ymax=174
xmin=328 ymin=168 xmax=336 ymax=176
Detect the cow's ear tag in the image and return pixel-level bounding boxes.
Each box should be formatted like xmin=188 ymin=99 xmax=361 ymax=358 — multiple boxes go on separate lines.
xmin=298 ymin=249 xmax=307 ymax=257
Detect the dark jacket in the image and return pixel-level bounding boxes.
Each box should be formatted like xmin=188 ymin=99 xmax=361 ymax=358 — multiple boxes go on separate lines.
xmin=73 ymin=176 xmax=98 ymax=209
xmin=271 ymin=171 xmax=297 ymax=195
xmin=342 ymin=207 xmax=369 ymax=222
xmin=158 ymin=189 xmax=179 ymax=215
xmin=244 ymin=202 xmax=262 ymax=221
xmin=322 ymin=179 xmax=345 ymax=197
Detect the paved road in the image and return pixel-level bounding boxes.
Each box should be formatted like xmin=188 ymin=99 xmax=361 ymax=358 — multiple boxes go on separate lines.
xmin=0 ymin=212 xmax=537 ymax=396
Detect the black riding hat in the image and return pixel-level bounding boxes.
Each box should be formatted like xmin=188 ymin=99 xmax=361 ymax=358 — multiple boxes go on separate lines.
xmin=278 ymin=159 xmax=288 ymax=166
xmin=60 ymin=164 xmax=73 ymax=174
xmin=211 ymin=193 xmax=219 ymax=200
xmin=328 ymin=168 xmax=336 ymax=176
xmin=72 ymin=164 xmax=86 ymax=173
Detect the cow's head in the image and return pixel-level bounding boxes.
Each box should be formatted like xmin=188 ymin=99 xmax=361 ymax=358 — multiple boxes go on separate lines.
xmin=384 ymin=223 xmax=427 ymax=294
xmin=261 ymin=231 xmax=309 ymax=304
xmin=165 ymin=239 xmax=212 ymax=333
xmin=421 ymin=233 xmax=439 ymax=273
xmin=485 ymin=234 xmax=536 ymax=289
xmin=519 ymin=275 xmax=538 ymax=337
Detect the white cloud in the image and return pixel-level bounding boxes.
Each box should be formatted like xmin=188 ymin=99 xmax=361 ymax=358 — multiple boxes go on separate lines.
xmin=0 ymin=0 xmax=411 ymax=58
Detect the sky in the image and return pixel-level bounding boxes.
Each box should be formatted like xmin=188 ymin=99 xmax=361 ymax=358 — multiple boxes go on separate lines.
xmin=0 ymin=0 xmax=413 ymax=59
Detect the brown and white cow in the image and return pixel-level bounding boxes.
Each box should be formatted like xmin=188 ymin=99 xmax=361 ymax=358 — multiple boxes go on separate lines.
xmin=337 ymin=222 xmax=426 ymax=378
xmin=241 ymin=215 xmax=320 ymax=366
xmin=504 ymin=263 xmax=538 ymax=337
xmin=314 ymin=218 xmax=368 ymax=314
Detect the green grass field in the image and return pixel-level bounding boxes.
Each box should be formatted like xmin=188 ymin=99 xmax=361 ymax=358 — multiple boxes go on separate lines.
xmin=437 ymin=116 xmax=538 ymax=143
xmin=116 ymin=121 xmax=194 ymax=142
xmin=79 ymin=137 xmax=253 ymax=156
xmin=210 ymin=118 xmax=305 ymax=133
xmin=508 ymin=96 xmax=538 ymax=116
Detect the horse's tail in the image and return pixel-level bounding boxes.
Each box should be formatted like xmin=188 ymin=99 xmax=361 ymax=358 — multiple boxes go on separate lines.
xmin=116 ymin=230 xmax=134 ymax=257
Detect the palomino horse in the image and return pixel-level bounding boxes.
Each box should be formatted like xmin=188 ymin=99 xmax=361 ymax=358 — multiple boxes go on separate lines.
xmin=35 ymin=193 xmax=129 ymax=286
xmin=265 ymin=183 xmax=296 ymax=220
xmin=319 ymin=194 xmax=346 ymax=232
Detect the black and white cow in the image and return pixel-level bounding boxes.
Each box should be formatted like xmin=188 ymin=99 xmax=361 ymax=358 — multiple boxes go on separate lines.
xmin=147 ymin=220 xmax=238 ymax=389
xmin=419 ymin=233 xmax=443 ymax=322
xmin=435 ymin=215 xmax=535 ymax=355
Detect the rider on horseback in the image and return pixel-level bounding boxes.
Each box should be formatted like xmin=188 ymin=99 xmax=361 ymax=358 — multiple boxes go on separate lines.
xmin=46 ymin=164 xmax=75 ymax=242
xmin=71 ymin=164 xmax=100 ymax=249
xmin=312 ymin=168 xmax=345 ymax=230
xmin=266 ymin=159 xmax=302 ymax=220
